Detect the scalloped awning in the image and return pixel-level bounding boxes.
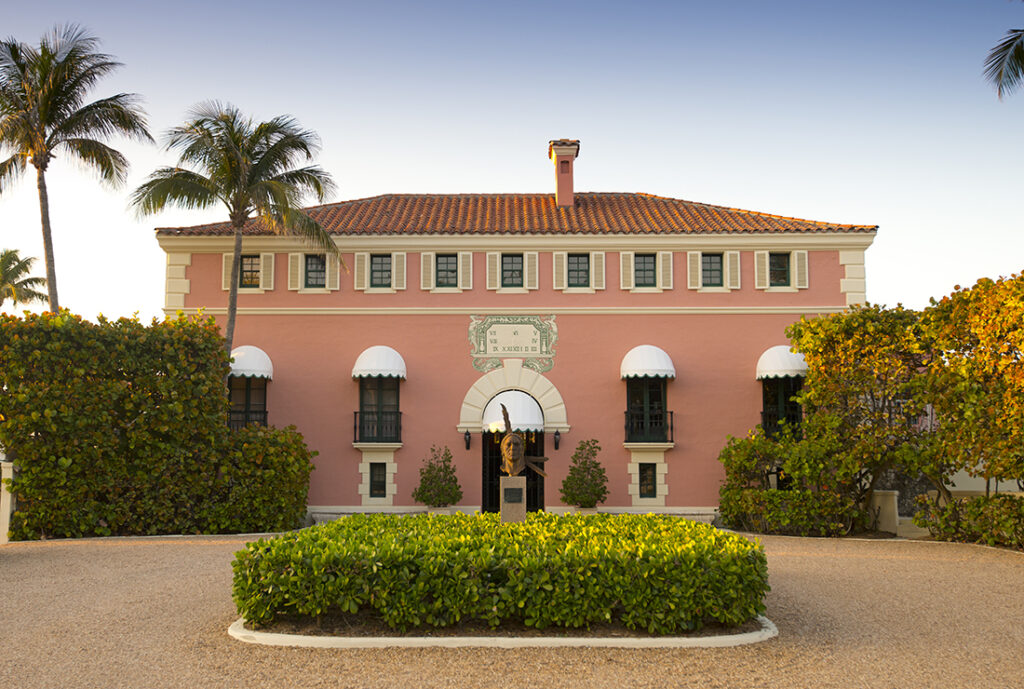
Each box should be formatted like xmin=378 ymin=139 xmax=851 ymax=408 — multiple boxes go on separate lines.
xmin=230 ymin=346 xmax=273 ymax=379
xmin=351 ymin=346 xmax=407 ymax=379
xmin=755 ymin=345 xmax=808 ymax=379
xmin=620 ymin=345 xmax=676 ymax=379
xmin=482 ymin=390 xmax=544 ymax=432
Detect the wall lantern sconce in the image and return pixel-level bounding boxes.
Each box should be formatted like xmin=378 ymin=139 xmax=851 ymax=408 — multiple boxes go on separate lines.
xmin=553 ymin=430 xmax=561 ymax=450
xmin=464 ymin=430 xmax=472 ymax=450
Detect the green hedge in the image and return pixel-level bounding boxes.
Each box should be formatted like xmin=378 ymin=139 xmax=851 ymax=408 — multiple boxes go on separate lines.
xmin=0 ymin=311 xmax=314 ymax=539
xmin=232 ymin=513 xmax=769 ymax=634
xmin=914 ymin=494 xmax=1024 ymax=550
xmin=719 ymin=488 xmax=857 ymax=537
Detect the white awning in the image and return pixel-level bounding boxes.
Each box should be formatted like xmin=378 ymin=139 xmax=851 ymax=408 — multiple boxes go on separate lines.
xmin=351 ymin=345 xmax=407 ymax=379
xmin=756 ymin=345 xmax=808 ymax=379
xmin=620 ymin=345 xmax=676 ymax=379
xmin=482 ymin=390 xmax=544 ymax=432
xmin=230 ymin=345 xmax=273 ymax=379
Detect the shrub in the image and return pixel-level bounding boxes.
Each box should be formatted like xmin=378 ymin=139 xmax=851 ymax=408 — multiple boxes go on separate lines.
xmin=914 ymin=494 xmax=1024 ymax=550
xmin=719 ymin=487 xmax=858 ymax=537
xmin=411 ymin=445 xmax=463 ymax=507
xmin=232 ymin=513 xmax=769 ymax=634
xmin=559 ymin=439 xmax=608 ymax=508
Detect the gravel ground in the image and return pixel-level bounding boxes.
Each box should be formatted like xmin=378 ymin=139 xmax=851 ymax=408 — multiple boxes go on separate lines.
xmin=1 ymin=534 xmax=1022 ymax=689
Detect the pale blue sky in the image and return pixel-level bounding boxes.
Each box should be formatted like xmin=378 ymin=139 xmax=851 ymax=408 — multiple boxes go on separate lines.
xmin=1 ymin=0 xmax=1021 ymax=319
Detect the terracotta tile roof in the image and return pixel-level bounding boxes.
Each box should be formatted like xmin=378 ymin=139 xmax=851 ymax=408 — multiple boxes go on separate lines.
xmin=155 ymin=193 xmax=876 ymax=237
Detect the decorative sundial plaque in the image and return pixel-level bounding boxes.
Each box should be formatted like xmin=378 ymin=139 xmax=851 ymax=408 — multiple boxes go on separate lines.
xmin=468 ymin=315 xmax=558 ymax=373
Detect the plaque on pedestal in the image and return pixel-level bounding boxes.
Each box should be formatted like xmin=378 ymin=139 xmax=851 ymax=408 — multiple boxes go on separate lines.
xmin=500 ymin=475 xmax=527 ymax=523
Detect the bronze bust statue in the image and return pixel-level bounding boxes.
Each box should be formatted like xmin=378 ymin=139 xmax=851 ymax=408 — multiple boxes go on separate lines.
xmin=499 ymin=403 xmax=548 ymax=478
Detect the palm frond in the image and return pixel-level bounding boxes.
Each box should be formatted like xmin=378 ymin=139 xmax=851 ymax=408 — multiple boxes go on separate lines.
xmin=269 ymin=165 xmax=336 ymax=202
xmin=0 ymin=248 xmax=47 ymax=307
xmin=130 ymin=167 xmax=220 ymax=216
xmin=984 ymin=29 xmax=1024 ymax=98
xmin=0 ymin=152 xmax=26 ymax=193
xmin=52 ymin=93 xmax=153 ymax=144
xmin=256 ymin=206 xmax=337 ymax=254
xmin=59 ymin=137 xmax=128 ymax=185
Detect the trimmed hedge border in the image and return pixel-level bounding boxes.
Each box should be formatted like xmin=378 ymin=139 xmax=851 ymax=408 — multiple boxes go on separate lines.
xmin=719 ymin=488 xmax=857 ymax=537
xmin=914 ymin=494 xmax=1024 ymax=550
xmin=232 ymin=513 xmax=769 ymax=635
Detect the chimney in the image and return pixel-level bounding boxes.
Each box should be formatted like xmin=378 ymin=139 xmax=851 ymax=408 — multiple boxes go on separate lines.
xmin=548 ymin=139 xmax=580 ymax=208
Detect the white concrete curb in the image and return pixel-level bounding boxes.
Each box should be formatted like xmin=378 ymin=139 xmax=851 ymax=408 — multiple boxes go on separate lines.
xmin=227 ymin=615 xmax=778 ymax=649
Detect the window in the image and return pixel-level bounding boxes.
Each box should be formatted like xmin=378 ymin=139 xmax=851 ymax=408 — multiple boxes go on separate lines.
xmin=769 ymin=253 xmax=790 ymax=287
xmin=625 ymin=377 xmax=671 ymax=442
xmin=762 ymin=376 xmax=803 ymax=437
xmin=370 ymin=254 xmax=392 ymax=288
xmin=304 ymin=254 xmax=326 ymax=288
xmin=369 ymin=462 xmax=387 ymax=498
xmin=567 ymin=253 xmax=590 ymax=288
xmin=358 ymin=377 xmax=401 ymax=442
xmin=702 ymin=253 xmax=723 ymax=287
xmin=228 ymin=376 xmax=267 ymax=430
xmin=502 ymin=253 xmax=523 ymax=288
xmin=435 ymin=254 xmax=458 ymax=288
xmin=239 ymin=255 xmax=261 ymax=288
xmin=638 ymin=463 xmax=657 ymax=498
xmin=634 ymin=254 xmax=656 ymax=287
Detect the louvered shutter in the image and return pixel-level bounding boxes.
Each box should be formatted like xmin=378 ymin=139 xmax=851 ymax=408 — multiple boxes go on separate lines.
xmin=486 ymin=252 xmax=500 ymax=290
xmin=657 ymin=251 xmax=673 ymax=290
xmin=726 ymin=251 xmax=741 ymax=290
xmin=754 ymin=251 xmax=769 ymax=289
xmin=592 ymin=252 xmax=605 ymax=290
xmin=392 ymin=252 xmax=406 ymax=290
xmin=222 ymin=253 xmax=233 ymax=291
xmin=458 ymin=252 xmax=473 ymax=289
xmin=794 ymin=250 xmax=809 ymax=289
xmin=620 ymin=252 xmax=634 ymax=290
xmin=288 ymin=253 xmax=302 ymax=290
xmin=525 ymin=252 xmax=539 ymax=290
xmin=687 ymin=252 xmax=702 ymax=290
xmin=259 ymin=253 xmax=274 ymax=290
xmin=552 ymin=252 xmax=567 ymax=290
xmin=421 ymin=252 xmax=434 ymax=290
xmin=354 ymin=253 xmax=368 ymax=290
xmin=327 ymin=254 xmax=340 ymax=290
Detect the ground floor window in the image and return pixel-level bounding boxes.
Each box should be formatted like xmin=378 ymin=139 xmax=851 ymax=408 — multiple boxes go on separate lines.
xmin=369 ymin=462 xmax=387 ymax=498
xmin=228 ymin=376 xmax=267 ymax=430
xmin=762 ymin=376 xmax=803 ymax=437
xmin=638 ymin=463 xmax=657 ymax=498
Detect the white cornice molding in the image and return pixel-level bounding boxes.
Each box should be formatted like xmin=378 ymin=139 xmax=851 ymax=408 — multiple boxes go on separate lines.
xmin=164 ymin=305 xmax=849 ymax=317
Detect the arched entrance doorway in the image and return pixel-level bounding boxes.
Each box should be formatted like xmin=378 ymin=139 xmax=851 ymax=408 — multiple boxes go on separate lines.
xmin=481 ymin=390 xmax=544 ymax=512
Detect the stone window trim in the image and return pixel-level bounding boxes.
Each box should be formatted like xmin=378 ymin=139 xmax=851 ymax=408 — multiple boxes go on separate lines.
xmin=222 ymin=252 xmax=274 ymax=292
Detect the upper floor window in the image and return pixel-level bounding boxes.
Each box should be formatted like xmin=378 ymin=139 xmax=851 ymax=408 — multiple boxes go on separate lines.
xmin=436 ymin=254 xmax=458 ymax=288
xmin=625 ymin=376 xmax=672 ymax=443
xmin=769 ymin=253 xmax=791 ymax=287
xmin=305 ymin=254 xmax=326 ymax=288
xmin=370 ymin=254 xmax=392 ymax=288
xmin=502 ymin=253 xmax=523 ymax=288
xmin=762 ymin=376 xmax=803 ymax=437
xmin=634 ymin=254 xmax=656 ymax=287
xmin=702 ymin=253 xmax=723 ymax=287
xmin=358 ymin=376 xmax=401 ymax=443
xmin=239 ymin=254 xmax=261 ymax=288
xmin=567 ymin=253 xmax=590 ymax=288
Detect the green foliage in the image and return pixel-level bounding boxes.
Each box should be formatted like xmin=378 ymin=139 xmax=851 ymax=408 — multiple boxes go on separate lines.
xmin=559 ymin=439 xmax=609 ymax=508
xmin=0 ymin=248 xmax=46 ymax=307
xmin=719 ymin=488 xmax=857 ymax=537
xmin=0 ymin=311 xmax=314 ymax=539
xmin=914 ymin=494 xmax=1024 ymax=550
xmin=411 ymin=445 xmax=463 ymax=507
xmin=232 ymin=513 xmax=769 ymax=634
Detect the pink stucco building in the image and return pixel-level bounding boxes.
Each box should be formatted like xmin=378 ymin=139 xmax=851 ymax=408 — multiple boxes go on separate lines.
xmin=156 ymin=140 xmax=876 ymax=521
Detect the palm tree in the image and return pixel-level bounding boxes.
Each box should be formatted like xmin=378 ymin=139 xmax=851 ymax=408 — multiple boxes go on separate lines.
xmin=131 ymin=102 xmax=337 ymax=353
xmin=984 ymin=27 xmax=1024 ymax=98
xmin=0 ymin=25 xmax=153 ymax=311
xmin=0 ymin=248 xmax=47 ymax=308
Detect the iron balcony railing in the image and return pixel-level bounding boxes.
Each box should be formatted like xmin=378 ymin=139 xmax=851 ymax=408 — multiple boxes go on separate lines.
xmin=624 ymin=410 xmax=674 ymax=443
xmin=761 ymin=408 xmax=802 ymax=438
xmin=229 ymin=409 xmax=268 ymax=431
xmin=354 ymin=410 xmax=402 ymax=443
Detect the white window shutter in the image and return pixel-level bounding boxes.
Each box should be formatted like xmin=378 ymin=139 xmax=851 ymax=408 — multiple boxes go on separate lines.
xmin=754 ymin=251 xmax=769 ymax=289
xmin=288 ymin=253 xmax=302 ymax=290
xmin=620 ymin=252 xmax=634 ymax=290
xmin=327 ymin=254 xmax=340 ymax=291
xmin=687 ymin=251 xmax=702 ymax=290
xmin=222 ymin=253 xmax=233 ymax=291
xmin=657 ymin=251 xmax=673 ymax=290
xmin=592 ymin=252 xmax=605 ymax=290
xmin=486 ymin=252 xmax=500 ymax=290
xmin=392 ymin=252 xmax=406 ymax=290
xmin=552 ymin=251 xmax=567 ymax=290
xmin=421 ymin=252 xmax=435 ymax=290
xmin=458 ymin=252 xmax=473 ymax=289
xmin=259 ymin=253 xmax=274 ymax=290
xmin=525 ymin=252 xmax=539 ymax=290
xmin=354 ymin=252 xmax=368 ymax=290
xmin=726 ymin=251 xmax=741 ymax=290
xmin=794 ymin=250 xmax=809 ymax=289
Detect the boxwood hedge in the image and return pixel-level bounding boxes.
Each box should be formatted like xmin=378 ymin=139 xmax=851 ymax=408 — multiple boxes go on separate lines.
xmin=232 ymin=513 xmax=769 ymax=634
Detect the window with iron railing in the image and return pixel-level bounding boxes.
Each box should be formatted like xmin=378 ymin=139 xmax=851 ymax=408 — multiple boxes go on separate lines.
xmin=761 ymin=376 xmax=802 ymax=437
xmin=624 ymin=376 xmax=673 ymax=442
xmin=356 ymin=376 xmax=401 ymax=442
xmin=229 ymin=376 xmax=268 ymax=430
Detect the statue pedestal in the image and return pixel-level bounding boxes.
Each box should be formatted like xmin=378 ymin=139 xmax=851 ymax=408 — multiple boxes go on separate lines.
xmin=500 ymin=476 xmax=527 ymax=523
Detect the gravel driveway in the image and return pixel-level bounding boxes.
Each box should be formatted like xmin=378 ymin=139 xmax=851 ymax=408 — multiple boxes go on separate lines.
xmin=1 ymin=533 xmax=1021 ymax=688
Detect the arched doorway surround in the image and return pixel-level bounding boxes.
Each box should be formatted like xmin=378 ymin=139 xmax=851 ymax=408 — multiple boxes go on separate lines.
xmin=457 ymin=359 xmax=570 ymax=433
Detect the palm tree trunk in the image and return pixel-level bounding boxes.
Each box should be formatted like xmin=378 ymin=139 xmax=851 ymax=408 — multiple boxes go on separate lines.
xmin=223 ymin=225 xmax=243 ymax=354
xmin=35 ymin=166 xmax=59 ymax=311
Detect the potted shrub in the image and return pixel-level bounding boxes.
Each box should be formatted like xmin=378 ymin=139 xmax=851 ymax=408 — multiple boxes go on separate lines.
xmin=560 ymin=439 xmax=608 ymax=513
xmin=412 ymin=445 xmax=463 ymax=513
